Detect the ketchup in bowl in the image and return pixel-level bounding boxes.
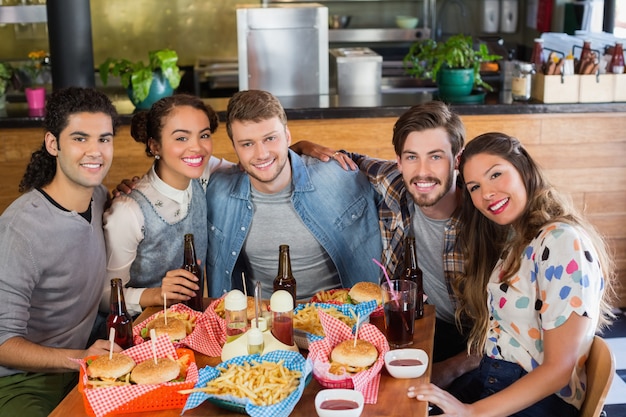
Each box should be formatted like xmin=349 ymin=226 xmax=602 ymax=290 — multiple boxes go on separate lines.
xmin=388 ymin=359 xmax=423 ymax=367
xmin=320 ymin=399 xmax=360 ymax=410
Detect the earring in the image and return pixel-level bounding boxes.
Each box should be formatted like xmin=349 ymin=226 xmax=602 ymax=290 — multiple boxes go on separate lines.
xmin=154 ymin=155 xmax=160 ymax=160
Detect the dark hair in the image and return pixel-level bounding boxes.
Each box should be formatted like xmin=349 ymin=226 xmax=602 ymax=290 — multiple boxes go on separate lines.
xmin=130 ymin=94 xmax=219 ymax=157
xmin=19 ymin=87 xmax=119 ymax=192
xmin=392 ymin=101 xmax=465 ymax=157
xmin=225 ymin=90 xmax=287 ymax=140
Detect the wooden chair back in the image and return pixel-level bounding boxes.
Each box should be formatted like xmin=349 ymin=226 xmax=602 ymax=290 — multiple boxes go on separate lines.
xmin=579 ymin=335 xmax=615 ymax=417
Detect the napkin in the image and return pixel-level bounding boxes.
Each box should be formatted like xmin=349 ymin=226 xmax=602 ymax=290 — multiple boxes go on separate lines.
xmin=308 ymin=309 xmax=389 ymax=404
xmin=133 ymin=303 xmax=223 ymax=357
xmin=182 ymin=350 xmax=312 ymax=417
xmin=78 ymin=335 xmax=199 ymax=417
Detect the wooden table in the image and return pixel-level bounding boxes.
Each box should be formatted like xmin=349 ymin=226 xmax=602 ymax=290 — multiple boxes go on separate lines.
xmin=50 ymin=303 xmax=435 ymax=417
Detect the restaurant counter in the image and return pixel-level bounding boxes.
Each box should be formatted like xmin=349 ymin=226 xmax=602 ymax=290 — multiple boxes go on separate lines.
xmin=1 ymin=91 xmax=625 ymax=128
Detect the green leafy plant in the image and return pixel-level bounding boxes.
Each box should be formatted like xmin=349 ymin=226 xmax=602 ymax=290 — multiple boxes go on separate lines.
xmin=98 ymin=49 xmax=181 ymax=103
xmin=0 ymin=62 xmax=17 ymax=96
xmin=403 ymin=34 xmax=502 ymax=91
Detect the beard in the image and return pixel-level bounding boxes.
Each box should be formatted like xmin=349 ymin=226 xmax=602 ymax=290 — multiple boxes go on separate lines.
xmin=405 ymin=171 xmax=454 ymax=208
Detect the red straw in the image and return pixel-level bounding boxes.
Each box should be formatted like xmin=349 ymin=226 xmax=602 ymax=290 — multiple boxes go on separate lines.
xmin=372 ymin=258 xmax=409 ymax=332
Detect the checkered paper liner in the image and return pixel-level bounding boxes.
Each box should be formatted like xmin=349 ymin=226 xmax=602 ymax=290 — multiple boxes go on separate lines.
xmin=76 ymin=335 xmax=199 ymax=417
xmin=293 ymin=300 xmax=377 ymax=349
xmin=182 ymin=350 xmax=313 ymax=417
xmin=133 ymin=303 xmax=224 ymax=357
xmin=307 ymin=309 xmax=389 ymax=404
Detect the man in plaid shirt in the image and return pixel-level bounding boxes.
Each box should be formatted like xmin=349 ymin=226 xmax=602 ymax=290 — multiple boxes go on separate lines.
xmin=332 ymin=102 xmax=481 ymax=390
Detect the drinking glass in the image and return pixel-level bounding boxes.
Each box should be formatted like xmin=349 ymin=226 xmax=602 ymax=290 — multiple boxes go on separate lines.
xmin=382 ymin=280 xmax=417 ymax=348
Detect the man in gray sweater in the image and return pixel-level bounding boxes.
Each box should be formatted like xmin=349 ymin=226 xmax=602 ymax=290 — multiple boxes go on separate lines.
xmin=0 ymin=87 xmax=122 ymax=416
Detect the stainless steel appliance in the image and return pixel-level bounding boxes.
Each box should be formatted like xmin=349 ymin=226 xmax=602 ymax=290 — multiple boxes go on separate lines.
xmin=329 ymin=47 xmax=382 ymax=96
xmin=236 ymin=3 xmax=329 ymax=96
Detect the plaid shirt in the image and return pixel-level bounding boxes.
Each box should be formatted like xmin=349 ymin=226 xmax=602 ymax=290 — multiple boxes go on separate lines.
xmin=348 ymin=153 xmax=464 ymax=308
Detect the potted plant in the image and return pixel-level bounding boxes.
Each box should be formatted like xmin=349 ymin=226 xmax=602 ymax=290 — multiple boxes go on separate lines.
xmin=0 ymin=62 xmax=18 ymax=110
xmin=403 ymin=34 xmax=501 ymax=99
xmin=99 ymin=48 xmax=182 ymax=110
xmin=21 ymin=50 xmax=50 ymax=111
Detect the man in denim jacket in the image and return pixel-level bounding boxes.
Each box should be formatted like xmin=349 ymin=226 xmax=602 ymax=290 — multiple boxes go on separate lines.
xmin=205 ymin=90 xmax=382 ymax=299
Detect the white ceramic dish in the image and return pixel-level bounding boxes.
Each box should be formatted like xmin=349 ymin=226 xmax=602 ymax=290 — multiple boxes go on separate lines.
xmin=384 ymin=348 xmax=428 ymax=379
xmin=396 ymin=15 xmax=419 ymax=29
xmin=314 ymin=389 xmax=364 ymax=417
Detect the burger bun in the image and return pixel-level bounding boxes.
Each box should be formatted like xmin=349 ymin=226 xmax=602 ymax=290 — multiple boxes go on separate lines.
xmin=146 ymin=316 xmax=188 ymax=342
xmin=348 ymin=282 xmax=382 ymax=305
xmin=87 ymin=353 xmax=136 ymax=380
xmin=130 ymin=357 xmax=180 ymax=384
xmin=331 ymin=339 xmax=378 ymax=369
xmin=246 ymin=297 xmax=269 ymax=321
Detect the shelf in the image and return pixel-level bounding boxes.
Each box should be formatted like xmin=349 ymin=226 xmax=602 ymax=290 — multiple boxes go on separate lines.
xmin=329 ymin=28 xmax=430 ymax=43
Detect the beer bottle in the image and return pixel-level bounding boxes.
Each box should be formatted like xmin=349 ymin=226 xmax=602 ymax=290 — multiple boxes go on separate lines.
xmin=403 ymin=236 xmax=424 ymax=319
xmin=182 ymin=234 xmax=204 ymax=311
xmin=107 ymin=278 xmax=134 ymax=349
xmin=273 ymin=245 xmax=297 ymax=307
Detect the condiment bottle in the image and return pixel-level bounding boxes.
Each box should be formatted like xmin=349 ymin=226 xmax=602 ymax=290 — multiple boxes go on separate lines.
xmin=247 ymin=327 xmax=264 ymax=355
xmin=530 ymin=38 xmax=545 ymax=74
xmin=609 ymin=42 xmax=625 ymax=74
xmin=576 ymin=39 xmax=592 ymax=74
xmin=106 ymin=278 xmax=134 ymax=349
xmin=511 ymin=61 xmax=534 ymax=101
xmin=403 ymin=236 xmax=424 ymax=319
xmin=224 ymin=289 xmax=248 ymax=342
xmin=270 ymin=290 xmax=294 ymax=346
xmin=182 ymin=234 xmax=204 ymax=311
xmin=273 ymin=245 xmax=297 ymax=307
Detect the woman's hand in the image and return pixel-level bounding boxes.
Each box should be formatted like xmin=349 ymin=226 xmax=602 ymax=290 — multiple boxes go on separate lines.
xmin=140 ymin=269 xmax=200 ymax=307
xmin=407 ymin=383 xmax=473 ymax=417
xmin=290 ymin=140 xmax=357 ymax=171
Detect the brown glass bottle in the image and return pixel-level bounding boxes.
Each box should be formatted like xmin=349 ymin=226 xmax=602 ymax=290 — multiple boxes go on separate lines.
xmin=403 ymin=236 xmax=424 ymax=319
xmin=273 ymin=245 xmax=297 ymax=307
xmin=182 ymin=234 xmax=204 ymax=311
xmin=106 ymin=278 xmax=134 ymax=349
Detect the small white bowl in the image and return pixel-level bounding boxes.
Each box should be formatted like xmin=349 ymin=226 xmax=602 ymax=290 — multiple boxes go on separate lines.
xmin=396 ymin=15 xmax=419 ymax=29
xmin=384 ymin=348 xmax=428 ymax=379
xmin=315 ymin=389 xmax=364 ymax=417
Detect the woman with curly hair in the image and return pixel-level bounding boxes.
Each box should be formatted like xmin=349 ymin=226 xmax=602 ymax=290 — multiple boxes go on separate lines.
xmin=408 ymin=132 xmax=616 ymax=417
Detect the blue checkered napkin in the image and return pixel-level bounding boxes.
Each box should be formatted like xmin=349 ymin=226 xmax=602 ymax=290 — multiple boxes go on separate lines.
xmin=182 ymin=350 xmax=312 ymax=417
xmin=293 ymin=301 xmax=377 ymax=345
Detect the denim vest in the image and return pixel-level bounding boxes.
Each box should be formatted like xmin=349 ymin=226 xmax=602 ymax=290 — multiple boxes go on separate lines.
xmin=128 ymin=179 xmax=207 ymax=289
xmin=205 ymin=150 xmax=382 ymax=297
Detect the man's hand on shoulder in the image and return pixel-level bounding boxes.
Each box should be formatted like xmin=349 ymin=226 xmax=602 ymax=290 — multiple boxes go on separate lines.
xmin=111 ymin=176 xmax=141 ymax=198
xmin=290 ymin=140 xmax=357 ymax=171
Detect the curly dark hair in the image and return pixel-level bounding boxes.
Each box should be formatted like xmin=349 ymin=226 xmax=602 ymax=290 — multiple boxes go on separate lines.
xmin=130 ymin=94 xmax=219 ymax=157
xmin=18 ymin=87 xmax=120 ymax=192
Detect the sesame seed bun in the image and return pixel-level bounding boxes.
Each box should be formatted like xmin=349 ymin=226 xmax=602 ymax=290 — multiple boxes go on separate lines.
xmin=130 ymin=357 xmax=180 ymax=384
xmin=348 ymin=282 xmax=382 ymax=305
xmin=87 ymin=353 xmax=136 ymax=380
xmin=331 ymin=339 xmax=378 ymax=369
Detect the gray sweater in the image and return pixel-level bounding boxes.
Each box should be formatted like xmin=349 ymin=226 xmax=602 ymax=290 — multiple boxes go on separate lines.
xmin=0 ymin=187 xmax=108 ymax=377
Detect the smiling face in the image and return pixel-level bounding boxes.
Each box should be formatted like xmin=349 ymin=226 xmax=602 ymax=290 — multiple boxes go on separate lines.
xmin=45 ymin=111 xmax=114 ymax=193
xmin=149 ymin=105 xmax=213 ymax=190
xmin=396 ymin=127 xmax=459 ymax=218
xmin=462 ymin=152 xmax=528 ymax=226
xmin=230 ymin=116 xmax=292 ymax=194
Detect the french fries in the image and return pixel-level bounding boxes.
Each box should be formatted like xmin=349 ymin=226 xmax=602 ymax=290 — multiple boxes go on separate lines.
xmin=312 ymin=288 xmax=350 ymax=303
xmin=180 ymin=360 xmax=301 ymax=406
xmin=293 ymin=303 xmax=355 ymax=336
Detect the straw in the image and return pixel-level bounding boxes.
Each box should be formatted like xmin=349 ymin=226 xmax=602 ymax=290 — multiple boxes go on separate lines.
xmin=353 ymin=312 xmax=360 ymax=347
xmin=372 ymin=258 xmax=409 ymax=332
xmin=108 ymin=327 xmax=115 ymax=360
xmin=254 ymin=281 xmax=262 ymax=326
xmin=163 ymin=293 xmax=168 ymax=325
xmin=149 ymin=329 xmax=158 ymax=365
xmin=242 ymin=272 xmax=247 ymax=297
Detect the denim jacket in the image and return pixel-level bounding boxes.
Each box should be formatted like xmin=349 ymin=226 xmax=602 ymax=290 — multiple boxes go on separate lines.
xmin=205 ymin=150 xmax=382 ymax=297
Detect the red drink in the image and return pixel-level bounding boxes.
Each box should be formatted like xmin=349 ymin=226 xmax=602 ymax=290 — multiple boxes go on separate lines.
xmin=384 ymin=302 xmax=415 ymax=348
xmin=271 ymin=315 xmax=294 ymax=346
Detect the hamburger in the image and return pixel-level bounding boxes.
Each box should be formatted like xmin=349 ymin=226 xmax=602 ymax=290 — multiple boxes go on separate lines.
xmin=214 ymin=296 xmax=269 ymax=321
xmin=329 ymin=339 xmax=378 ymax=375
xmin=143 ymin=316 xmax=188 ymax=342
xmin=87 ymin=353 xmax=136 ymax=388
xmin=348 ymin=282 xmax=382 ymax=305
xmin=130 ymin=357 xmax=182 ymax=385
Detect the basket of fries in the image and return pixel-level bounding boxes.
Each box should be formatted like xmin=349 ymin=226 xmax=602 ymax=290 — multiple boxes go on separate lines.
xmin=310 ymin=288 xmax=351 ymax=304
xmin=293 ymin=301 xmax=376 ymax=350
xmin=77 ymin=337 xmax=198 ymax=417
xmin=181 ymin=350 xmax=312 ymax=417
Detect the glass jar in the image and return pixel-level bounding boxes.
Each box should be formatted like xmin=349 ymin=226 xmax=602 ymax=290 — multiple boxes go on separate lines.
xmin=512 ymin=62 xmax=534 ymax=101
xmin=270 ymin=290 xmax=294 ymax=346
xmin=224 ymin=289 xmax=248 ymax=342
